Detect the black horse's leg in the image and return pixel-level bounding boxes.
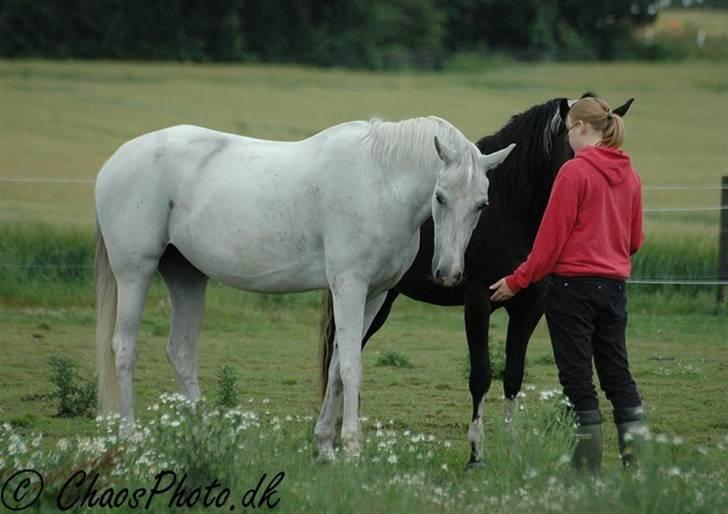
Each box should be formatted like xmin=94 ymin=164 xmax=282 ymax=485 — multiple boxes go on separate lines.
xmin=463 ymin=283 xmax=493 ymax=469
xmin=362 ymin=289 xmax=400 ymax=348
xmin=502 ymin=288 xmax=544 ymax=426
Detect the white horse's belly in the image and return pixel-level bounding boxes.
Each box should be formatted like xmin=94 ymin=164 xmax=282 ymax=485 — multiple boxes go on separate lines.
xmin=169 ymin=208 xmax=327 ymax=293
xmin=210 ymin=260 xmax=328 ymax=293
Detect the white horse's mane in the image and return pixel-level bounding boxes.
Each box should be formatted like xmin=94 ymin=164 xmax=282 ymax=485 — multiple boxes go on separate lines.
xmin=365 ymin=116 xmax=478 ymax=188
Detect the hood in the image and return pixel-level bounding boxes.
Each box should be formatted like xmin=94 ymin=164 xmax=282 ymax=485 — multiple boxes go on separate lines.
xmin=575 ymin=146 xmax=632 ymax=186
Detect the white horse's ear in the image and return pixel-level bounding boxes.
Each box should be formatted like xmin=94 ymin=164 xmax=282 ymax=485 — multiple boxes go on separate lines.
xmin=434 ymin=136 xmax=457 ymax=165
xmin=479 ymin=143 xmax=516 ymax=171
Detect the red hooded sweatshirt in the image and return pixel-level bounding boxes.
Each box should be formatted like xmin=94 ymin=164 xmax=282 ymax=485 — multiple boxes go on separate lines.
xmin=505 ymin=145 xmax=644 ymax=294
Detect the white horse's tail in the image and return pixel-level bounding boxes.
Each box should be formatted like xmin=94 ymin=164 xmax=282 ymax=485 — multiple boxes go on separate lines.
xmin=95 ymin=219 xmax=120 ymax=415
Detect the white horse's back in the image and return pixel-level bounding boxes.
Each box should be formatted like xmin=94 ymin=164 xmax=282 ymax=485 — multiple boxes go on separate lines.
xmin=96 ymin=122 xmax=374 ymax=292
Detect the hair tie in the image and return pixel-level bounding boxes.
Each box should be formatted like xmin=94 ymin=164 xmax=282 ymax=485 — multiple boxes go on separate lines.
xmin=607 ymin=110 xmax=613 ymax=120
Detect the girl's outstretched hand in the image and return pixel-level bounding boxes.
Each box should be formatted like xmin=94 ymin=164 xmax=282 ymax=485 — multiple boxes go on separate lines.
xmin=489 ymin=278 xmax=515 ymax=302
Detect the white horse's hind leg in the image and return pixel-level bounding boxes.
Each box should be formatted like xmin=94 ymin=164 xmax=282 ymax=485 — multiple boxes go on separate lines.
xmin=113 ymin=274 xmax=154 ymax=434
xmin=159 ymin=247 xmax=209 ymax=403
xmin=315 ymin=344 xmax=342 ymax=461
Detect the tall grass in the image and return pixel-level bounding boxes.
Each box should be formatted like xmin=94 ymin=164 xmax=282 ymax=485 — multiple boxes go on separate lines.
xmin=1 ymin=392 xmax=725 ymax=513
xmin=631 ymin=236 xmax=718 ymax=281
xmin=0 ymin=224 xmax=94 ymax=306
xmin=0 ymin=224 xmax=324 ymax=312
xmin=0 ymin=224 xmax=720 ymax=308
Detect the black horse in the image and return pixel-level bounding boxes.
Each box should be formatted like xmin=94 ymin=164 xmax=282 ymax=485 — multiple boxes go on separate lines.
xmin=320 ymin=95 xmax=634 ymax=468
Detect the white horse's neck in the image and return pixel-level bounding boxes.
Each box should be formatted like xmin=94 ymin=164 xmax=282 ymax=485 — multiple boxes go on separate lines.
xmin=366 ymin=117 xmax=469 ymax=230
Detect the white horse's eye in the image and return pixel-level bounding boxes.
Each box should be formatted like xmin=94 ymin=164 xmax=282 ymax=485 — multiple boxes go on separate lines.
xmin=435 ymin=192 xmax=445 ymax=205
xmin=476 ymin=202 xmax=488 ymax=211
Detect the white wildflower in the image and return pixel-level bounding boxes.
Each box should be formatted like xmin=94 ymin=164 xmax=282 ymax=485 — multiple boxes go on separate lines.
xmin=8 ymin=435 xmax=27 ymax=455
xmin=539 ymin=390 xmax=555 ymax=401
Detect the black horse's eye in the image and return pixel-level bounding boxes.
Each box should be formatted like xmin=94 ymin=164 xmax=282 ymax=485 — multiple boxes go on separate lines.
xmin=435 ymin=192 xmax=445 ymax=205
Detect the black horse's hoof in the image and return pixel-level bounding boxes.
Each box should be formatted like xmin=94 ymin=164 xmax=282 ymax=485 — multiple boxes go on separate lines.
xmin=465 ymin=459 xmax=485 ymax=471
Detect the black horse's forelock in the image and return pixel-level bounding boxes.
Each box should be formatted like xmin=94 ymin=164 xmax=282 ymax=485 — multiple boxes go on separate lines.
xmin=475 ymin=98 xmax=567 ymax=226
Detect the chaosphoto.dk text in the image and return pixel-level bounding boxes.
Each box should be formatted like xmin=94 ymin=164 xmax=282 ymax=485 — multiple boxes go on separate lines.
xmin=1 ymin=468 xmax=285 ymax=511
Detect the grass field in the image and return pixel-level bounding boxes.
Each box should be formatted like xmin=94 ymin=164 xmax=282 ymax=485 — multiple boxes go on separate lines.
xmin=1 ymin=289 xmax=726 ymax=513
xmin=0 ymin=58 xmax=726 ymax=513
xmin=0 ymin=58 xmax=724 ymax=239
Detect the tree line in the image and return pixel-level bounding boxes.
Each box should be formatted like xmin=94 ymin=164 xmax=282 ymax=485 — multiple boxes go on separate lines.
xmin=0 ymin=0 xmax=718 ymax=68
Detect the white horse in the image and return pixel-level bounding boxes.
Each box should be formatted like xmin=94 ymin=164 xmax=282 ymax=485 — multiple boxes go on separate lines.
xmin=94 ymin=117 xmax=514 ymax=457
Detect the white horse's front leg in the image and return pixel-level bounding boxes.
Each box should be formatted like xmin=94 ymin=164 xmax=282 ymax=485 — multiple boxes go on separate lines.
xmin=331 ymin=291 xmax=388 ymax=447
xmin=323 ymin=278 xmax=368 ymax=456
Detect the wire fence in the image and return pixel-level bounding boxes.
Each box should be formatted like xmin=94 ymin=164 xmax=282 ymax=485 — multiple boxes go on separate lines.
xmin=1 ymin=177 xmax=726 ymax=287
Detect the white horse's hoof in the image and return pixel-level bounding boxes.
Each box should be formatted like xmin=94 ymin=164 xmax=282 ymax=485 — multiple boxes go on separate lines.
xmin=118 ymin=420 xmax=136 ymax=440
xmin=316 ymin=447 xmax=336 ymax=464
xmin=343 ymin=441 xmax=361 ymax=459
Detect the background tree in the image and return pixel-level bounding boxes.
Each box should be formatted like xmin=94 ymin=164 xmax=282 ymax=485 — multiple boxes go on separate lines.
xmin=0 ymin=0 xmax=665 ymax=66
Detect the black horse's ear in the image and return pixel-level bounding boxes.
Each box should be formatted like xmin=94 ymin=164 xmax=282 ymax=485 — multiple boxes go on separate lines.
xmin=613 ymin=98 xmax=634 ymax=117
xmin=559 ymin=99 xmax=570 ymax=121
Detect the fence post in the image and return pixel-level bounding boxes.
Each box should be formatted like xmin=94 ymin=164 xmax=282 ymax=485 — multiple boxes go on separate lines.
xmin=717 ymin=176 xmax=728 ymax=307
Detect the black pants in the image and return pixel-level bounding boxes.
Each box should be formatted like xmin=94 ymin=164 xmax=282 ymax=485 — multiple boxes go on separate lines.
xmin=542 ymin=275 xmax=642 ymax=412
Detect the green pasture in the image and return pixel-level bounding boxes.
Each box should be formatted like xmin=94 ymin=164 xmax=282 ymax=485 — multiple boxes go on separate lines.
xmin=0 ymin=57 xmax=726 ymax=512
xmin=1 ymin=286 xmax=726 ymax=513
xmin=0 ymin=59 xmax=724 ymax=241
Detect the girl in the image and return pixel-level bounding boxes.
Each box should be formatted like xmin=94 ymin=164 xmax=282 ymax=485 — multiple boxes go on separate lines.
xmin=489 ymin=96 xmax=646 ymax=472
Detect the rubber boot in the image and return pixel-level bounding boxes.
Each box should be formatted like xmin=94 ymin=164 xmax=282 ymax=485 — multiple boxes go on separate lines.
xmin=572 ymin=410 xmax=603 ymax=475
xmin=614 ymin=405 xmax=646 ymax=469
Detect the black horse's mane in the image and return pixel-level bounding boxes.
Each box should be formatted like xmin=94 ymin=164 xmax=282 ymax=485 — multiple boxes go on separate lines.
xmin=476 ymin=98 xmax=566 ymax=236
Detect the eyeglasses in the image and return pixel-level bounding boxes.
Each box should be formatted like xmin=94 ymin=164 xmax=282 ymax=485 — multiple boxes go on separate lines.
xmin=566 ymin=120 xmax=582 ymax=132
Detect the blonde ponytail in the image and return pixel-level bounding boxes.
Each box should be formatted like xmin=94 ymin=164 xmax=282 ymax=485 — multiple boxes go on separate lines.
xmin=600 ymin=112 xmax=624 ymax=148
